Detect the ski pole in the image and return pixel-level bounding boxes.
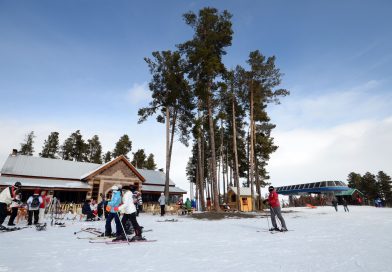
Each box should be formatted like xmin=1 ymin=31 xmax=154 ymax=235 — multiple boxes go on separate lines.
xmin=116 ymin=211 xmax=130 ymax=245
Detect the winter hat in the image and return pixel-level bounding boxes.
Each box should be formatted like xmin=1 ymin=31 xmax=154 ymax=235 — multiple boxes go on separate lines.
xmin=268 ymin=186 xmax=274 ymax=191
xmin=34 ymin=189 xmax=40 ymax=195
xmin=111 ymin=185 xmax=119 ymax=191
xmin=14 ymin=181 xmax=22 ymax=188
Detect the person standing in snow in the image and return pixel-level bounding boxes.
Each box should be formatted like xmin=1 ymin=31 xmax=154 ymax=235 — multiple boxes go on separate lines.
xmin=158 ymin=192 xmax=166 ymax=216
xmin=264 ymin=186 xmax=288 ymax=231
xmin=114 ymin=185 xmax=143 ymax=241
xmin=7 ymin=193 xmax=21 ymax=226
xmin=104 ymin=185 xmax=122 ymax=236
xmin=342 ymin=198 xmax=349 ymax=212
xmin=38 ymin=190 xmax=50 ymax=224
xmin=27 ymin=189 xmax=43 ymax=225
xmin=0 ymin=182 xmax=22 ymax=229
xmin=332 ymin=196 xmax=338 ymax=212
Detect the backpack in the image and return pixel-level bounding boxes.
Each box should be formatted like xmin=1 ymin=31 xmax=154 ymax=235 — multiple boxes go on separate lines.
xmin=30 ymin=196 xmax=40 ymax=209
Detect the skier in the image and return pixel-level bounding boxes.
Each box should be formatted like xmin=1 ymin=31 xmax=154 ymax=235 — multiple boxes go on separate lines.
xmin=342 ymin=198 xmax=349 ymax=212
xmin=265 ymin=186 xmax=288 ymax=232
xmin=114 ymin=185 xmax=143 ymax=241
xmin=332 ymin=196 xmax=338 ymax=212
xmin=104 ymin=185 xmax=122 ymax=236
xmin=0 ymin=182 xmax=22 ymax=230
xmin=38 ymin=190 xmax=50 ymax=224
xmin=133 ymin=191 xmax=143 ymax=216
xmin=8 ymin=194 xmax=21 ymax=226
xmin=158 ymin=192 xmax=166 ymax=216
xmin=27 ymin=189 xmax=43 ymax=225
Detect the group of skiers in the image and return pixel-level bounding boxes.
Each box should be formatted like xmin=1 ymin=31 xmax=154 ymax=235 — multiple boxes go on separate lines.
xmin=102 ymin=185 xmax=144 ymax=241
xmin=0 ymin=182 xmax=51 ymax=229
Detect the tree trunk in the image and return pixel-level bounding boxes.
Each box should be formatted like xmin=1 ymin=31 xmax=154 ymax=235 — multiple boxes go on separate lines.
xmin=207 ymin=94 xmax=220 ymax=211
xmin=165 ymin=107 xmax=177 ymax=205
xmin=249 ymin=84 xmax=255 ymax=211
xmin=253 ymin=120 xmax=261 ymax=210
xmin=232 ymin=95 xmax=241 ymax=211
xmin=197 ymin=108 xmax=205 ymax=211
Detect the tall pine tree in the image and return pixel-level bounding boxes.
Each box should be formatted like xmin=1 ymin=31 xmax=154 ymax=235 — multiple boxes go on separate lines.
xmin=112 ymin=135 xmax=132 ymax=159
xmin=179 ymin=7 xmax=233 ymax=211
xmin=132 ymin=149 xmax=147 ymax=168
xmin=86 ymin=135 xmax=102 ymax=164
xmin=20 ymin=131 xmax=35 ymax=155
xmin=145 ymin=154 xmax=157 ymax=170
xmin=40 ymin=132 xmax=60 ymax=158
xmin=377 ymin=171 xmax=392 ymax=206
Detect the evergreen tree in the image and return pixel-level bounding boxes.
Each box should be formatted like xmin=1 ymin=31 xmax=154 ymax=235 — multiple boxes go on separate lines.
xmin=377 ymin=171 xmax=392 ymax=206
xmin=112 ymin=134 xmax=132 ymax=159
xmin=20 ymin=131 xmax=35 ymax=155
xmin=179 ymin=7 xmax=233 ymax=211
xmin=40 ymin=132 xmax=60 ymax=158
xmin=140 ymin=50 xmax=194 ymax=202
xmin=86 ymin=135 xmax=102 ymax=164
xmin=132 ymin=149 xmax=147 ymax=168
xmin=103 ymin=151 xmax=112 ymax=163
xmin=347 ymin=172 xmax=362 ymax=189
xmin=145 ymin=154 xmax=157 ymax=170
xmin=361 ymin=172 xmax=379 ymax=202
xmin=60 ymin=130 xmax=87 ymax=161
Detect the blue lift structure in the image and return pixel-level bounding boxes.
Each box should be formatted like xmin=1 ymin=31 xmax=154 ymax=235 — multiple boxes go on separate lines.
xmin=275 ymin=180 xmax=349 ymax=195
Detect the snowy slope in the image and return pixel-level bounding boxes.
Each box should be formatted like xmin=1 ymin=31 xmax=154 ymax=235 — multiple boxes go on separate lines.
xmin=0 ymin=206 xmax=391 ymax=272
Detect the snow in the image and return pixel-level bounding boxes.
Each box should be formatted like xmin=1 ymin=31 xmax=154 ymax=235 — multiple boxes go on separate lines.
xmin=0 ymin=206 xmax=391 ymax=272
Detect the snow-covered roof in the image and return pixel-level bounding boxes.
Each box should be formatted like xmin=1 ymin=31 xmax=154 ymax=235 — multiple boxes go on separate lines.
xmin=142 ymin=184 xmax=186 ymax=194
xmin=137 ymin=169 xmax=175 ymax=186
xmin=1 ymin=155 xmax=180 ymax=189
xmin=0 ymin=176 xmax=91 ymax=189
xmin=1 ymin=155 xmax=99 ymax=180
xmin=228 ymin=186 xmax=259 ymax=196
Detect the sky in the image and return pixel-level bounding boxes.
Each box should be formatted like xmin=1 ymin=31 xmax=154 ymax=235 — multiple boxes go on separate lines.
xmin=0 ymin=0 xmax=391 ymax=195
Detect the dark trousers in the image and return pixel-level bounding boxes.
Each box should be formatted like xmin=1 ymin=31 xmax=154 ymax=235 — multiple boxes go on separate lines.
xmin=0 ymin=202 xmax=8 ymax=226
xmin=8 ymin=207 xmax=18 ymax=225
xmin=105 ymin=212 xmax=121 ymax=236
xmin=28 ymin=210 xmax=39 ymax=225
xmin=160 ymin=205 xmax=165 ymax=216
xmin=121 ymin=213 xmax=141 ymax=237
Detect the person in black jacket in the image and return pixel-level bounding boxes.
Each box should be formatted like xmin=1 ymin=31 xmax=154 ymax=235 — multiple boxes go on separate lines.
xmin=82 ymin=200 xmax=94 ymax=221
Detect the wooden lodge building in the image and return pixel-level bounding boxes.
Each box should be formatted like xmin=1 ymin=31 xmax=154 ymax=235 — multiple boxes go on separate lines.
xmin=0 ymin=152 xmax=186 ymax=203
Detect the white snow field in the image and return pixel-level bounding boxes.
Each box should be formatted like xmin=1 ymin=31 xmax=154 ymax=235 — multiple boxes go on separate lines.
xmin=0 ymin=206 xmax=391 ymax=272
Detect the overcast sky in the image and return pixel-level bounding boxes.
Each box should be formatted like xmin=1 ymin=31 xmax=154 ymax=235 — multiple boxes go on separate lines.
xmin=0 ymin=0 xmax=391 ymax=195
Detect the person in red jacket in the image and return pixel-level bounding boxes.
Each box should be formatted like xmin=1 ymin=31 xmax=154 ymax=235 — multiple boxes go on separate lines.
xmin=265 ymin=185 xmax=287 ymax=231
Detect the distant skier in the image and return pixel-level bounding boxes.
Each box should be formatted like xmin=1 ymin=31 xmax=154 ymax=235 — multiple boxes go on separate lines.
xmin=342 ymin=198 xmax=349 ymax=212
xmin=158 ymin=192 xmax=166 ymax=216
xmin=264 ymin=186 xmax=288 ymax=231
xmin=27 ymin=189 xmax=43 ymax=225
xmin=104 ymin=186 xmax=122 ymax=236
xmin=332 ymin=196 xmax=338 ymax=212
xmin=0 ymin=182 xmax=22 ymax=229
xmin=114 ymin=185 xmax=143 ymax=241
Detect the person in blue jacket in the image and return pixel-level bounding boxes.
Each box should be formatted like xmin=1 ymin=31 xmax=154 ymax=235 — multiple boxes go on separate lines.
xmin=104 ymin=185 xmax=122 ymax=237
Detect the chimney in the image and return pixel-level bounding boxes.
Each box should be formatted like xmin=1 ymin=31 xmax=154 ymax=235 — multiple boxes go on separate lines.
xmin=11 ymin=149 xmax=18 ymax=156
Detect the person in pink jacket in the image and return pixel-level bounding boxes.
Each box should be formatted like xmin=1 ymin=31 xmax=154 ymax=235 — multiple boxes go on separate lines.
xmin=265 ymin=186 xmax=287 ymax=231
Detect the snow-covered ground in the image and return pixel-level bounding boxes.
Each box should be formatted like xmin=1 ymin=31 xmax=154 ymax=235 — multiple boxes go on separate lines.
xmin=0 ymin=206 xmax=391 ymax=272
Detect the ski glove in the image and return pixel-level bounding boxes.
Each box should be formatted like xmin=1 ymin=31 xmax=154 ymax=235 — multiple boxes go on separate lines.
xmin=106 ymin=205 xmax=111 ymax=212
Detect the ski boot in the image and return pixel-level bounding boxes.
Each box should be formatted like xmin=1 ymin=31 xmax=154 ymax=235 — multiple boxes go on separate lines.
xmin=269 ymin=227 xmax=280 ymax=231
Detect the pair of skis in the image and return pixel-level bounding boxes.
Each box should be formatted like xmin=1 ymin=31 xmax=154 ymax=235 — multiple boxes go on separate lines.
xmin=0 ymin=226 xmax=29 ymax=232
